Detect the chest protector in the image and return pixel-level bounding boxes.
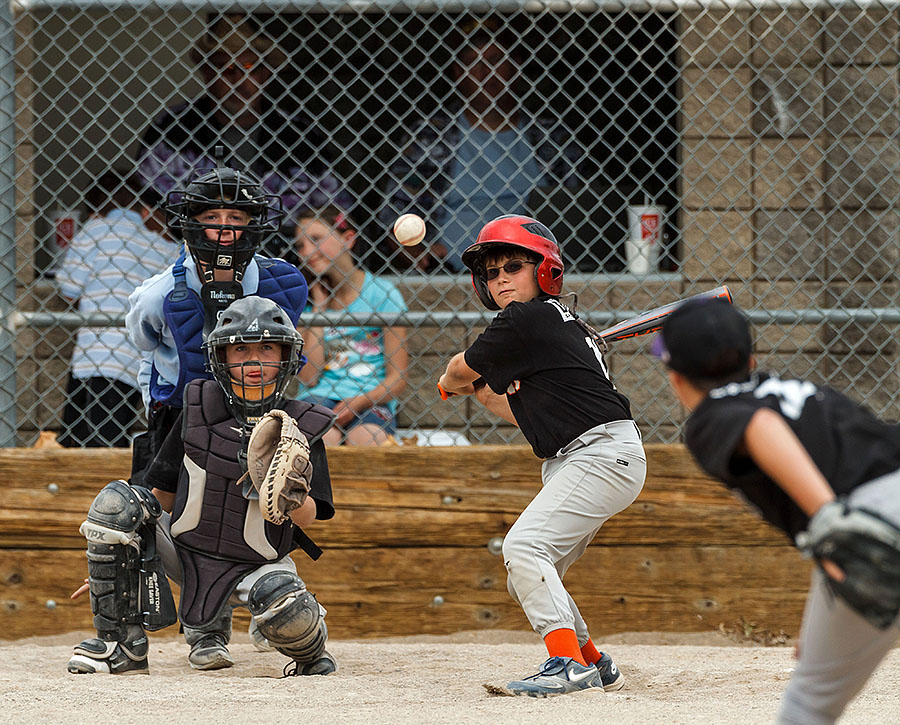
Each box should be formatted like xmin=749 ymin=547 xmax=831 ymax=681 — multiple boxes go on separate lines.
xmin=169 ymin=379 xmax=333 ymax=628
xmin=149 ymin=253 xmax=308 ymax=408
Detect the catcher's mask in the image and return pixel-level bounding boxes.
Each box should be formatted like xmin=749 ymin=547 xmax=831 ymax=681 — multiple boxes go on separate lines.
xmin=165 ymin=167 xmax=284 ymax=284
xmin=461 ymin=215 xmax=564 ymax=310
xmin=205 ymin=296 xmax=303 ymax=429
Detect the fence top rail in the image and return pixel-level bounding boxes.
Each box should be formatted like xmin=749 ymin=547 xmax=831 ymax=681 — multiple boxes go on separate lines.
xmin=11 ymin=0 xmax=886 ymax=13
xmin=10 ymin=307 xmax=900 ymax=330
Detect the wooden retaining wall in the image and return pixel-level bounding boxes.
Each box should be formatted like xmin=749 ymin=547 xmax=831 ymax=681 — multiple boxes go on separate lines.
xmin=0 ymin=445 xmax=811 ymax=641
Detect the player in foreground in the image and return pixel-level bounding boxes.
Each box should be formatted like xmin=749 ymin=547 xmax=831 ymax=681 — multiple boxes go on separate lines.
xmin=68 ymin=296 xmax=337 ymax=676
xmin=438 ymin=215 xmax=647 ymax=697
xmin=126 ymin=165 xmax=307 ymax=485
xmin=654 ymin=298 xmax=900 ymax=724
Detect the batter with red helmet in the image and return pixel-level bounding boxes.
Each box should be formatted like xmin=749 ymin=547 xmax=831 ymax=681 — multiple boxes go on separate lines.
xmin=438 ymin=215 xmax=646 ymax=697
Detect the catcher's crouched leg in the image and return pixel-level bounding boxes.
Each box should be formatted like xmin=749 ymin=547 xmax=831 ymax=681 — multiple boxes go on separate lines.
xmin=68 ymin=480 xmax=175 ymax=675
xmin=184 ymin=609 xmax=235 ymax=671
xmin=248 ymin=571 xmax=334 ymax=676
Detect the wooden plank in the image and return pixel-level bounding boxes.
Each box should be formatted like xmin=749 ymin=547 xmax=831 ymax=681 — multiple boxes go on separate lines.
xmin=0 ymin=446 xmax=786 ymax=549
xmin=0 ymin=443 xmax=708 ymax=488
xmin=0 ymin=546 xmax=811 ymax=641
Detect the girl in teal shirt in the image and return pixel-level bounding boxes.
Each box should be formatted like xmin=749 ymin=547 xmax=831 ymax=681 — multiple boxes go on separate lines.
xmin=295 ymin=206 xmax=408 ymax=445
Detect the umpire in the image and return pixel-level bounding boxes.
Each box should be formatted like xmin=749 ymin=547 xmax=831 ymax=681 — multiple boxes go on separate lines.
xmin=655 ymin=298 xmax=900 ymax=725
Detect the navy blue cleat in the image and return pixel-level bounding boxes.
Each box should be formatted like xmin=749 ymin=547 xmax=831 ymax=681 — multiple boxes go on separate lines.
xmin=506 ymin=656 xmax=602 ymax=697
xmin=595 ymin=651 xmax=625 ymax=691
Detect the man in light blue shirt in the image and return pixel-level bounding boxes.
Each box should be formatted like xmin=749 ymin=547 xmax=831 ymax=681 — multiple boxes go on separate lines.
xmin=57 ymin=171 xmax=179 ymax=447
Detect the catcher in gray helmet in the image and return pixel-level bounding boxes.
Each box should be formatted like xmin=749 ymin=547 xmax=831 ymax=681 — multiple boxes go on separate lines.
xmin=69 ymin=296 xmax=338 ymax=677
xmin=655 ymin=299 xmax=900 ymax=724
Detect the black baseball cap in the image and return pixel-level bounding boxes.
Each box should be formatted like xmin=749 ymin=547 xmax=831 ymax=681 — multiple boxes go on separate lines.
xmin=652 ymin=298 xmax=752 ymax=381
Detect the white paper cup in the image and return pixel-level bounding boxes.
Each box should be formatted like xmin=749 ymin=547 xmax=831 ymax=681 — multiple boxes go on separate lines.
xmin=626 ymin=205 xmax=663 ymax=275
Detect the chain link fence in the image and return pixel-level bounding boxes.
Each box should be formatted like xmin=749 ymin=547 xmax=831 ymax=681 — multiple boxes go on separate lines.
xmin=3 ymin=1 xmax=899 ymax=447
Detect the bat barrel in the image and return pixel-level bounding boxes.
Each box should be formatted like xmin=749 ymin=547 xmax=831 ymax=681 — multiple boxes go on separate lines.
xmin=599 ymin=285 xmax=732 ymax=342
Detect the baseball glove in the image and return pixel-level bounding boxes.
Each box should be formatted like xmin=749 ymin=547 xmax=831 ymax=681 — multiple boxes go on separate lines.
xmin=796 ymin=499 xmax=900 ymax=629
xmin=245 ymin=409 xmax=313 ymax=525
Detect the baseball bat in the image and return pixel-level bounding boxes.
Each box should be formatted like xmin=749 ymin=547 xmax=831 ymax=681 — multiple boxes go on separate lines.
xmin=597 ymin=285 xmax=733 ymax=342
xmin=437 ymin=285 xmax=733 ymax=400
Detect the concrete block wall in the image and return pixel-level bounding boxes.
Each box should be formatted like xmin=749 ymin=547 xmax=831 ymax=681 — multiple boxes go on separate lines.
xmin=679 ymin=7 xmax=900 ymax=422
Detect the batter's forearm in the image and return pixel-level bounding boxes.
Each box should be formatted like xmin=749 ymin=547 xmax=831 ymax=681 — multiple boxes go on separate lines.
xmin=439 ymin=352 xmax=481 ymax=394
xmin=475 ymin=385 xmax=518 ymax=426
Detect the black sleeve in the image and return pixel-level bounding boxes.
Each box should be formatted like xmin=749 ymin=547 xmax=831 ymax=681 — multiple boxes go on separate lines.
xmin=685 ymin=396 xmax=761 ymax=482
xmin=463 ymin=304 xmax=535 ymax=394
xmin=142 ymin=412 xmax=186 ymax=493
xmin=308 ymin=438 xmax=335 ymax=520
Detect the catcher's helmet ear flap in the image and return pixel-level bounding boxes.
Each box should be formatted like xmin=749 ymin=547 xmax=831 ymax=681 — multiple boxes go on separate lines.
xmin=460 ymin=215 xmax=564 ymax=310
xmin=165 ymin=167 xmax=284 ymax=283
xmin=204 ymin=296 xmax=304 ymax=428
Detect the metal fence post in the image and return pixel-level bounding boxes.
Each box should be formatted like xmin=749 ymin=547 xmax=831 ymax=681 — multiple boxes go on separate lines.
xmin=0 ymin=2 xmax=17 ymax=446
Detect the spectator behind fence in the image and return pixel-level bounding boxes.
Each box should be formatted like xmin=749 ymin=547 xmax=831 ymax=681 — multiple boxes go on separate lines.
xmin=56 ymin=171 xmax=179 ymax=448
xmin=294 ymin=206 xmax=408 ymax=446
xmin=376 ymin=17 xmax=588 ymax=273
xmin=136 ymin=12 xmax=352 ymax=255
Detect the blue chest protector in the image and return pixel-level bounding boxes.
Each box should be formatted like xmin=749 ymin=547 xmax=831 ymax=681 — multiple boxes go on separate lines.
xmin=149 ymin=252 xmax=308 ymax=408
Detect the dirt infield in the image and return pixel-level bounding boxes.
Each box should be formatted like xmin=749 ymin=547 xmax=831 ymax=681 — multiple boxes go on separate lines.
xmin=3 ymin=630 xmax=899 ymax=724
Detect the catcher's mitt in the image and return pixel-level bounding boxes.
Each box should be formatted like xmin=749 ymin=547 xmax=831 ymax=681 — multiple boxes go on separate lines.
xmin=796 ymin=499 xmax=900 ymax=629
xmin=245 ymin=409 xmax=313 ymax=525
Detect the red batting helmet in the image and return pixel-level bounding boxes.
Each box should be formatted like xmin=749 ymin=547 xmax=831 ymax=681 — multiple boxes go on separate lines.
xmin=461 ymin=215 xmax=564 ymax=310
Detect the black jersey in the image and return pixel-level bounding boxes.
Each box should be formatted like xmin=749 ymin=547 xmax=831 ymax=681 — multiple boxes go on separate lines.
xmin=464 ymin=297 xmax=632 ymax=459
xmin=685 ymin=372 xmax=900 ymax=540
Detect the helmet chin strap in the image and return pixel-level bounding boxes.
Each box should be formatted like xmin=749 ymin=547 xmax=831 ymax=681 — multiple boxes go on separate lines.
xmin=190 ymin=230 xmax=250 ymax=284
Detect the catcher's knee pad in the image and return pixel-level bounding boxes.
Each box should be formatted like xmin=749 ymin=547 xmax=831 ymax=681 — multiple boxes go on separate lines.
xmin=80 ymin=480 xmax=175 ymax=641
xmin=84 ymin=479 xmax=162 ymax=537
xmin=248 ymin=571 xmax=326 ymax=663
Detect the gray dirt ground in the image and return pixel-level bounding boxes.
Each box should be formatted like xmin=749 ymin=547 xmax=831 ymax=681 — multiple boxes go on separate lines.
xmin=2 ymin=630 xmax=899 ymax=724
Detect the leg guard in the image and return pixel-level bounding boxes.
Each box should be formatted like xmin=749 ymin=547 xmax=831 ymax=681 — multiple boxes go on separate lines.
xmin=68 ymin=480 xmax=175 ymax=675
xmin=248 ymin=571 xmax=326 ymax=665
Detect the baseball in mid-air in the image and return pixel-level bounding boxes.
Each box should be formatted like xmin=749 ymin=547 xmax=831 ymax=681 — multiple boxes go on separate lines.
xmin=393 ymin=213 xmax=426 ymax=247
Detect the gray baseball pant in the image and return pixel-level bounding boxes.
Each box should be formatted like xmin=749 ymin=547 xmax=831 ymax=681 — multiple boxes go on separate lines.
xmin=502 ymin=420 xmax=646 ymax=643
xmin=777 ymin=468 xmax=900 ymax=725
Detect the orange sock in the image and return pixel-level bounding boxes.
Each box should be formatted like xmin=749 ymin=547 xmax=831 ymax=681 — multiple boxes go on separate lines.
xmin=543 ymin=628 xmax=587 ymax=665
xmin=580 ymin=638 xmax=603 ymax=666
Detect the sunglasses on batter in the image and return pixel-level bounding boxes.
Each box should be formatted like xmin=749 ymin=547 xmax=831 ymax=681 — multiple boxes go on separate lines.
xmin=483 ymin=260 xmax=536 ymax=280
